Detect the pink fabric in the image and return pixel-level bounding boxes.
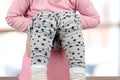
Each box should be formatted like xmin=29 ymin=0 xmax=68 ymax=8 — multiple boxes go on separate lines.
xmin=19 ymin=50 xmax=70 ymax=80
xmin=6 ymin=0 xmax=100 ymax=33
xmin=6 ymin=0 xmax=100 ymax=80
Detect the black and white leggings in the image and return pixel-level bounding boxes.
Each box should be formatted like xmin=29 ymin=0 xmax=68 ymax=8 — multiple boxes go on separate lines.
xmin=28 ymin=11 xmax=85 ymax=68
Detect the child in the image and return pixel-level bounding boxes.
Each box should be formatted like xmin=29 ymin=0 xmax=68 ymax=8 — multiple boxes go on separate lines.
xmin=6 ymin=0 xmax=100 ymax=80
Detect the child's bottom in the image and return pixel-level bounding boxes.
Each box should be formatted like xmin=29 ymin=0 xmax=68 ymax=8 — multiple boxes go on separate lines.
xmin=28 ymin=11 xmax=85 ymax=80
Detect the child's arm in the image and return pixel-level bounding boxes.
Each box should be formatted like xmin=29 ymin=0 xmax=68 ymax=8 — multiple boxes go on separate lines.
xmin=74 ymin=0 xmax=100 ymax=29
xmin=6 ymin=0 xmax=32 ymax=33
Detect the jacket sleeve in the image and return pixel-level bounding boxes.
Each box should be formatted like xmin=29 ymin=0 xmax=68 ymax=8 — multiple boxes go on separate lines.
xmin=6 ymin=0 xmax=32 ymax=33
xmin=74 ymin=0 xmax=100 ymax=29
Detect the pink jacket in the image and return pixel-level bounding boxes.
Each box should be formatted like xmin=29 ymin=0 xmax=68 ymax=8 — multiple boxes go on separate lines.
xmin=6 ymin=0 xmax=100 ymax=80
xmin=6 ymin=0 xmax=100 ymax=32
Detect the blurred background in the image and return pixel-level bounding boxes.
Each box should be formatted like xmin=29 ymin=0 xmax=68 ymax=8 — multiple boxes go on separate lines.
xmin=0 ymin=0 xmax=120 ymax=77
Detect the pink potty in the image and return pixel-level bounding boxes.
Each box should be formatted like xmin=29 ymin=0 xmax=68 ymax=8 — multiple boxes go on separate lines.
xmin=18 ymin=50 xmax=70 ymax=80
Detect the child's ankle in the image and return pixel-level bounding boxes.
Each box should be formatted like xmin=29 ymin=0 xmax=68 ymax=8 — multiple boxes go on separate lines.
xmin=31 ymin=64 xmax=47 ymax=80
xmin=70 ymin=67 xmax=86 ymax=80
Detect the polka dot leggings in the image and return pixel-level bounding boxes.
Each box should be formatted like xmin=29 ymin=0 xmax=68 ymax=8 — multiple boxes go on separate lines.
xmin=28 ymin=11 xmax=85 ymax=68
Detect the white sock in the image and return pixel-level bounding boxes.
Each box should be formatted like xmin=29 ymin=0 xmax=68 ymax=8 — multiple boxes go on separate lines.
xmin=31 ymin=65 xmax=47 ymax=80
xmin=70 ymin=67 xmax=86 ymax=80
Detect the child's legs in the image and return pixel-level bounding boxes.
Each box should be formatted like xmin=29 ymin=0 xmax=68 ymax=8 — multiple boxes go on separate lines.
xmin=58 ymin=12 xmax=85 ymax=80
xmin=28 ymin=12 xmax=57 ymax=79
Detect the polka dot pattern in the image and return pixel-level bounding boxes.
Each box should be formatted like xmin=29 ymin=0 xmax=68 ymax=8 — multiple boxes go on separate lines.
xmin=28 ymin=11 xmax=85 ymax=68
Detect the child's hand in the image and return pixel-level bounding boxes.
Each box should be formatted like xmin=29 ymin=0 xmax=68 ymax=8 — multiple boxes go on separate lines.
xmin=26 ymin=37 xmax=30 ymax=57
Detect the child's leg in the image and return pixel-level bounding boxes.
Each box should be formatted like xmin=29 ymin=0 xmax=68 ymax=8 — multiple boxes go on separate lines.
xmin=58 ymin=11 xmax=86 ymax=80
xmin=28 ymin=11 xmax=57 ymax=80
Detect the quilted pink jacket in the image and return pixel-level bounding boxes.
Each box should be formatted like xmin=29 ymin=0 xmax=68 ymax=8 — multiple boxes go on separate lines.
xmin=6 ymin=0 xmax=100 ymax=80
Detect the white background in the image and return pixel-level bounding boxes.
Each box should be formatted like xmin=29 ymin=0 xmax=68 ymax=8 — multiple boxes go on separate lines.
xmin=0 ymin=0 xmax=120 ymax=76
